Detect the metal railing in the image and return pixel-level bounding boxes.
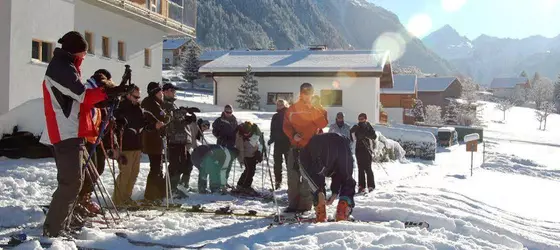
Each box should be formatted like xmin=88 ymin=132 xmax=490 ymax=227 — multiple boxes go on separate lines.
xmin=88 ymin=0 xmax=196 ymax=37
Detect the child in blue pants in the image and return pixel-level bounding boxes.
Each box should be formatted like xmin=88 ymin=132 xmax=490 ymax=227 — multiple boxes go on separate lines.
xmin=191 ymin=144 xmax=239 ymax=193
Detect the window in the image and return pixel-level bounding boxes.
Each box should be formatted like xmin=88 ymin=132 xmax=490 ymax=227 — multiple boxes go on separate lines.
xmin=320 ymin=89 xmax=343 ymax=107
xmin=31 ymin=40 xmax=53 ymax=63
xmin=267 ymin=92 xmax=294 ymax=105
xmin=144 ymin=49 xmax=151 ymax=67
xmin=118 ymin=41 xmax=125 ymax=61
xmin=84 ymin=31 xmax=94 ymax=54
xmin=102 ymin=36 xmax=110 ymax=58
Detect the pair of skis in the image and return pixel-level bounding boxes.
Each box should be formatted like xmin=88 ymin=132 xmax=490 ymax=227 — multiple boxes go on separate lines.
xmin=269 ymin=214 xmax=430 ymax=229
xmin=1 ymin=232 xmax=206 ymax=249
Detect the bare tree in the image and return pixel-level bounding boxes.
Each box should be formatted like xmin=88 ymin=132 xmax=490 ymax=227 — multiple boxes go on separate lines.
xmin=530 ymin=77 xmax=554 ymax=109
xmin=457 ymin=76 xmax=483 ymax=126
xmin=392 ymin=62 xmax=425 ymax=77
xmin=496 ymin=99 xmax=514 ymax=121
xmin=425 ymin=105 xmax=443 ymax=125
xmin=535 ymin=101 xmax=556 ymax=130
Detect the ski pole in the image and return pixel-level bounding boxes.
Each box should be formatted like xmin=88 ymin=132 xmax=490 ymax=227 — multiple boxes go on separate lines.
xmin=83 ymin=149 xmax=122 ymax=222
xmin=265 ymin=147 xmax=281 ymax=218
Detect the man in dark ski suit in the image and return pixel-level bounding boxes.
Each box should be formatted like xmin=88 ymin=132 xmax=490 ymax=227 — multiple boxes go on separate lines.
xmin=350 ymin=113 xmax=377 ymax=193
xmin=267 ymin=99 xmax=291 ymax=189
xmin=299 ymin=133 xmax=356 ymax=222
xmin=212 ymin=104 xmax=238 ymax=182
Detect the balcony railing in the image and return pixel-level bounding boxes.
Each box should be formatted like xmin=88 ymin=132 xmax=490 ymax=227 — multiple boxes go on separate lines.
xmin=83 ymin=0 xmax=196 ymax=37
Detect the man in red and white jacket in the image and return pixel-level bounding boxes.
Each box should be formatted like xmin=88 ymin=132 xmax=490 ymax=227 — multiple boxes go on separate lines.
xmin=41 ymin=31 xmax=128 ymax=237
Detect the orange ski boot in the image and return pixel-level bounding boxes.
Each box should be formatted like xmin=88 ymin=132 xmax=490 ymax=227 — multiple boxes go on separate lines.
xmin=315 ymin=192 xmax=327 ymax=223
xmin=335 ymin=198 xmax=352 ymax=222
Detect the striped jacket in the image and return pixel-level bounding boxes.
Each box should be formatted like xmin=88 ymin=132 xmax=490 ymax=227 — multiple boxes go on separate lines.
xmin=41 ymin=48 xmax=107 ymax=145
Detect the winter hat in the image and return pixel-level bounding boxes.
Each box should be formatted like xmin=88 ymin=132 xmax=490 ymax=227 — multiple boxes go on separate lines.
xmin=224 ymin=104 xmax=233 ymax=113
xmin=94 ymin=69 xmax=112 ymax=80
xmin=58 ymin=31 xmax=88 ymax=54
xmin=358 ymin=113 xmax=368 ymax=120
xmin=147 ymin=82 xmax=162 ymax=95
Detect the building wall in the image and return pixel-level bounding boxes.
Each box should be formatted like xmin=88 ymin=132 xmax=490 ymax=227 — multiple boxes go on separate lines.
xmin=492 ymin=88 xmax=515 ymax=98
xmin=417 ymin=91 xmax=444 ymax=107
xmin=384 ymin=107 xmax=404 ymax=124
xmin=380 ymin=93 xmax=416 ymax=108
xmin=214 ymin=76 xmax=381 ymax=124
xmin=0 ymin=0 xmax=12 ymax=114
xmin=75 ymin=0 xmax=165 ymax=96
xmin=8 ymin=0 xmax=75 ymax=112
xmin=163 ymin=50 xmax=173 ymax=65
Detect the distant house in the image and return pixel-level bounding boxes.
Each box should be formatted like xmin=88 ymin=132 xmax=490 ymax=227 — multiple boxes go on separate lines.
xmin=163 ymin=38 xmax=189 ymax=67
xmin=417 ymin=77 xmax=462 ymax=108
xmin=380 ymin=74 xmax=417 ymax=124
xmin=199 ymin=50 xmax=394 ymax=124
xmin=489 ymin=77 xmax=530 ymax=98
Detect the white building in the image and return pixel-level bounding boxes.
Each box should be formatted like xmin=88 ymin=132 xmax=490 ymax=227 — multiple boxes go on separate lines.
xmin=199 ymin=50 xmax=394 ymax=124
xmin=0 ymin=0 xmax=196 ymax=114
xmin=489 ymin=77 xmax=530 ymax=98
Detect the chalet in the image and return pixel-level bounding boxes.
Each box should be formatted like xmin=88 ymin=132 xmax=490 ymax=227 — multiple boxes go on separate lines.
xmin=199 ymin=50 xmax=394 ymax=124
xmin=417 ymin=77 xmax=462 ymax=108
xmin=380 ymin=74 xmax=417 ymax=124
xmin=489 ymin=77 xmax=530 ymax=98
xmin=0 ymin=0 xmax=196 ymax=115
xmin=162 ymin=37 xmax=189 ymax=67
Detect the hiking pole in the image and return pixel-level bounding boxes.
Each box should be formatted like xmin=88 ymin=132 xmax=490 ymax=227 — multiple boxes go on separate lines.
xmin=84 ymin=163 xmax=111 ymax=225
xmin=265 ymin=147 xmax=281 ymax=217
xmin=83 ymin=150 xmax=121 ymax=223
xmin=100 ymin=143 xmax=130 ymax=219
xmin=83 ymin=158 xmax=117 ymax=226
xmin=162 ymin=137 xmax=173 ymax=209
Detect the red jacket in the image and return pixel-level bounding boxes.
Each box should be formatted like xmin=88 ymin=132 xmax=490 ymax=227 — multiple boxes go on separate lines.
xmin=42 ymin=48 xmax=107 ymax=145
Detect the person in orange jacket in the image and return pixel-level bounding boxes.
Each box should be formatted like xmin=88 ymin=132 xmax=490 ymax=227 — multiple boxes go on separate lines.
xmin=282 ymin=82 xmax=328 ymax=214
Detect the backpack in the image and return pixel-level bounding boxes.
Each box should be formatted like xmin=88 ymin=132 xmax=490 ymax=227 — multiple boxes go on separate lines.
xmin=166 ymin=108 xmax=193 ymax=145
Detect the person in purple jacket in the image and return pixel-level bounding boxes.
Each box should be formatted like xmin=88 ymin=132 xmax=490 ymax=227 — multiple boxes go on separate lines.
xmin=298 ymin=133 xmax=356 ymax=222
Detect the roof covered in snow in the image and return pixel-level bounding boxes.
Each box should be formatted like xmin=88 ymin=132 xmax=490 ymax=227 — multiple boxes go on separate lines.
xmin=163 ymin=38 xmax=188 ymax=50
xmin=381 ymin=74 xmax=417 ymax=94
xmin=199 ymin=50 xmax=391 ymax=73
xmin=490 ymin=77 xmax=529 ymax=89
xmin=199 ymin=50 xmax=245 ymax=61
xmin=417 ymin=77 xmax=458 ymax=92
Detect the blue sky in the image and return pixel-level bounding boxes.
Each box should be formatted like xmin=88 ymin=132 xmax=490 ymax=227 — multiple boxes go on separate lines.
xmin=370 ymin=0 xmax=560 ymax=39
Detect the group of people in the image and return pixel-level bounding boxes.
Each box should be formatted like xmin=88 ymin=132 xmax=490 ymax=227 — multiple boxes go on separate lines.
xmin=41 ymin=31 xmax=381 ymax=238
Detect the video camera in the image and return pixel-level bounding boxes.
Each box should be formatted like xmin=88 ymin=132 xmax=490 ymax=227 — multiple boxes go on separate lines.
xmin=171 ymin=106 xmax=201 ymax=124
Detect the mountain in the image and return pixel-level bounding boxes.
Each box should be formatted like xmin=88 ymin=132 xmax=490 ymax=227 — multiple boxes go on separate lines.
xmin=423 ymin=25 xmax=560 ymax=85
xmin=196 ymin=0 xmax=456 ymax=75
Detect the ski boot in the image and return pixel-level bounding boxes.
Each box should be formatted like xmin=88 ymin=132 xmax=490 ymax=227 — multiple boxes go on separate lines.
xmin=80 ymin=193 xmax=102 ymax=215
xmin=335 ymin=197 xmax=353 ymax=222
xmin=314 ymin=192 xmax=327 ymax=223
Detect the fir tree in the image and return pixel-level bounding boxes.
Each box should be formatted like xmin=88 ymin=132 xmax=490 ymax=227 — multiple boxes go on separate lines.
xmin=236 ymin=65 xmax=261 ymax=110
xmin=443 ymin=102 xmax=459 ymax=125
xmin=425 ymin=105 xmax=443 ymax=125
xmin=412 ymin=99 xmax=425 ymax=122
xmin=554 ymin=74 xmax=560 ymax=112
xmin=181 ymin=39 xmax=202 ymax=88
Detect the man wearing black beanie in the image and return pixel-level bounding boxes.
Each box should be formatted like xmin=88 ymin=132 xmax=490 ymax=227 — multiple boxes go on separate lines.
xmin=42 ymin=31 xmax=129 ymax=237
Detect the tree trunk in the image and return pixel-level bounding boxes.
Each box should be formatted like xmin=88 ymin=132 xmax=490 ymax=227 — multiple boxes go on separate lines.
xmin=503 ymin=110 xmax=506 ymax=121
xmin=544 ymin=117 xmax=548 ymax=130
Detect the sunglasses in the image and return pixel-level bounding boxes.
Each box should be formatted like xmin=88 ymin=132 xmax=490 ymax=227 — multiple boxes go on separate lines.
xmin=132 ymin=95 xmax=141 ymax=99
xmin=225 ymin=111 xmax=233 ymax=114
xmin=358 ymin=118 xmax=366 ymax=122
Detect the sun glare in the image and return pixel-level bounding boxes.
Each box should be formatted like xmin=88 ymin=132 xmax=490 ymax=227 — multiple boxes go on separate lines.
xmin=373 ymin=32 xmax=406 ymax=62
xmin=441 ymin=0 xmax=467 ymax=12
xmin=406 ymin=14 xmax=433 ymax=37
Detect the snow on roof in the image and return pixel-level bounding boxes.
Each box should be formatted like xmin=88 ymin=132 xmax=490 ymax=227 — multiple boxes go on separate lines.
xmin=438 ymin=127 xmax=456 ymax=132
xmin=417 ymin=77 xmax=458 ymax=92
xmin=381 ymin=74 xmax=417 ymax=94
xmin=163 ymin=38 xmax=188 ymax=50
xmin=199 ymin=50 xmax=390 ymax=73
xmin=490 ymin=77 xmax=528 ymax=89
xmin=199 ymin=50 xmax=237 ymax=61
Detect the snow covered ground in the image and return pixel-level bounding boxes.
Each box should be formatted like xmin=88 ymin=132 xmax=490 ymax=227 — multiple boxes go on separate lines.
xmin=1 ymin=98 xmax=560 ymax=249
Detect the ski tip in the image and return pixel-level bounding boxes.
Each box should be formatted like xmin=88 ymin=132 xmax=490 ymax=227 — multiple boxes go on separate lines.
xmin=115 ymin=232 xmax=128 ymax=239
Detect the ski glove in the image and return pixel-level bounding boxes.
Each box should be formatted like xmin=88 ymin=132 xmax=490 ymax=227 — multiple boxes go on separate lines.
xmin=267 ymin=139 xmax=273 ymax=146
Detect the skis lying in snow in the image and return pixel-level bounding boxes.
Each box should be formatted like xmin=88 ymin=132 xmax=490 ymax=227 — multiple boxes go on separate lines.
xmin=0 ymin=233 xmax=105 ymax=250
xmin=269 ymin=214 xmax=430 ymax=229
xmin=123 ymin=204 xmax=275 ymax=218
xmin=115 ymin=232 xmax=206 ymax=249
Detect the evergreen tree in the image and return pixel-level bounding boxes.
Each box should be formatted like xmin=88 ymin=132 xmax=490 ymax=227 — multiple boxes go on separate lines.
xmin=520 ymin=71 xmax=528 ymax=78
xmin=554 ymin=74 xmax=560 ymax=112
xmin=181 ymin=39 xmax=202 ymax=88
xmin=412 ymin=99 xmax=425 ymax=122
xmin=425 ymin=105 xmax=443 ymax=125
xmin=443 ymin=102 xmax=459 ymax=125
xmin=236 ymin=65 xmax=261 ymax=110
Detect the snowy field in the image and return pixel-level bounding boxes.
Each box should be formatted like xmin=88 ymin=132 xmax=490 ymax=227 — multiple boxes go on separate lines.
xmin=1 ymin=97 xmax=560 ymax=249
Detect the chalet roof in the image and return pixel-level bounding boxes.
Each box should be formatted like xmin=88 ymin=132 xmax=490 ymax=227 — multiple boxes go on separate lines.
xmin=417 ymin=77 xmax=458 ymax=92
xmin=163 ymin=38 xmax=188 ymax=50
xmin=381 ymin=74 xmax=416 ymax=94
xmin=199 ymin=50 xmax=238 ymax=61
xmin=199 ymin=50 xmax=390 ymax=73
xmin=490 ymin=77 xmax=529 ymax=89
